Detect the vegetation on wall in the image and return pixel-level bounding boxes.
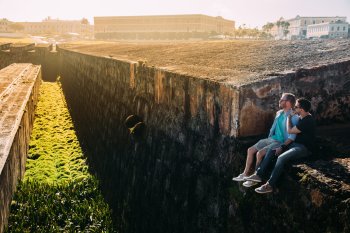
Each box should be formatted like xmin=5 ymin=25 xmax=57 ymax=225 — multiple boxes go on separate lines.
xmin=6 ymin=81 xmax=115 ymax=232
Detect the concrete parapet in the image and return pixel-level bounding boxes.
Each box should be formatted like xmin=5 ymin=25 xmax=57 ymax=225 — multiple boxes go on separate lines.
xmin=0 ymin=63 xmax=41 ymax=232
xmin=57 ymin=46 xmax=350 ymax=138
xmin=56 ymin=45 xmax=350 ymax=232
xmin=35 ymin=44 xmax=53 ymax=54
xmin=9 ymin=44 xmax=35 ymax=53
xmin=0 ymin=44 xmax=11 ymax=51
xmin=0 ymin=44 xmax=57 ymax=81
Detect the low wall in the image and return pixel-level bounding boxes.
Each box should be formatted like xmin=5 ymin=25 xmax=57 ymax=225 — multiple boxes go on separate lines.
xmin=0 ymin=43 xmax=58 ymax=81
xmin=57 ymin=46 xmax=350 ymax=233
xmin=0 ymin=64 xmax=41 ymax=232
xmin=57 ymin=47 xmax=242 ymax=233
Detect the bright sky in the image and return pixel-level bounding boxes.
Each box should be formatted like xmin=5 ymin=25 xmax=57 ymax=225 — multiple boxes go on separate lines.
xmin=1 ymin=0 xmax=349 ymax=28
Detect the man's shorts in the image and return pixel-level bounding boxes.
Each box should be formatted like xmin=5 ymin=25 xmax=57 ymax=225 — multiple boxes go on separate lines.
xmin=252 ymin=138 xmax=282 ymax=151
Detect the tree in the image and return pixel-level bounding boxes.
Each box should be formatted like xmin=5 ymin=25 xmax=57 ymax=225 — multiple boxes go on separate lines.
xmin=9 ymin=23 xmax=24 ymax=32
xmin=81 ymin=18 xmax=89 ymax=25
xmin=262 ymin=22 xmax=274 ymax=32
xmin=275 ymin=18 xmax=290 ymax=39
xmin=280 ymin=21 xmax=290 ymax=38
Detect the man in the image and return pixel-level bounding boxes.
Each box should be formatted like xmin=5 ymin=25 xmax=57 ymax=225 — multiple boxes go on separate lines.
xmin=232 ymin=93 xmax=299 ymax=187
xmin=251 ymin=98 xmax=316 ymax=194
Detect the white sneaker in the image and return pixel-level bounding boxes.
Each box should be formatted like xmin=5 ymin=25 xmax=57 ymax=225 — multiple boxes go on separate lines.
xmin=242 ymin=180 xmax=258 ymax=188
xmin=245 ymin=173 xmax=262 ymax=183
xmin=232 ymin=173 xmax=247 ymax=182
xmin=255 ymin=183 xmax=273 ymax=194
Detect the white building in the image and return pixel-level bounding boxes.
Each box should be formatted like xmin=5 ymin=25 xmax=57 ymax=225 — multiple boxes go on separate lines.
xmin=270 ymin=16 xmax=347 ymax=40
xmin=287 ymin=16 xmax=346 ymax=39
xmin=307 ymin=21 xmax=349 ymax=38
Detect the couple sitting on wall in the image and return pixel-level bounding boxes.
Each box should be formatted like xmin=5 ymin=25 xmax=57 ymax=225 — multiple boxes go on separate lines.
xmin=232 ymin=93 xmax=316 ymax=194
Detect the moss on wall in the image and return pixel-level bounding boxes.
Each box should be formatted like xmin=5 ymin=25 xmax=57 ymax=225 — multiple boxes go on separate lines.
xmin=6 ymin=82 xmax=115 ymax=232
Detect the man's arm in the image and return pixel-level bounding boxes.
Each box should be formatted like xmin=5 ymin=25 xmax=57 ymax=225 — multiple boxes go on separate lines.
xmin=275 ymin=138 xmax=294 ymax=155
xmin=287 ymin=115 xmax=301 ymax=134
xmin=268 ymin=111 xmax=280 ymax=137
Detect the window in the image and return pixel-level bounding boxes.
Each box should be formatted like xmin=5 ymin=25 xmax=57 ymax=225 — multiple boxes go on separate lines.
xmin=331 ymin=26 xmax=334 ymax=31
xmin=344 ymin=26 xmax=346 ymax=31
xmin=313 ymin=20 xmax=315 ymax=24
xmin=337 ymin=26 xmax=340 ymax=31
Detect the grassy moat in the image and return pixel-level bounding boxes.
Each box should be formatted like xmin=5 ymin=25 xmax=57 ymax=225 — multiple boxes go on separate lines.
xmin=6 ymin=82 xmax=115 ymax=232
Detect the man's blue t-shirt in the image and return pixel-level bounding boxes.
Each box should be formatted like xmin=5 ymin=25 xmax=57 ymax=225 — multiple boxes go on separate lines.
xmin=271 ymin=112 xmax=286 ymax=143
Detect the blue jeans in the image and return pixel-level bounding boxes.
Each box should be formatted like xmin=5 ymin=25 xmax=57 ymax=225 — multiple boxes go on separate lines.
xmin=256 ymin=143 xmax=309 ymax=187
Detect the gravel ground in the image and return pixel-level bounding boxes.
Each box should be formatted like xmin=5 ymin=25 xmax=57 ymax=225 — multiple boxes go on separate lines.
xmin=60 ymin=39 xmax=350 ymax=85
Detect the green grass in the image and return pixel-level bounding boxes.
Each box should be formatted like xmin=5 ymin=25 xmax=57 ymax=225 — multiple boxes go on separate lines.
xmin=23 ymin=82 xmax=88 ymax=184
xmin=6 ymin=81 xmax=115 ymax=232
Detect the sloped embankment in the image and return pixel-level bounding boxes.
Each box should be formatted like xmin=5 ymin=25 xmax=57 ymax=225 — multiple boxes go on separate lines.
xmin=6 ymin=82 xmax=115 ymax=232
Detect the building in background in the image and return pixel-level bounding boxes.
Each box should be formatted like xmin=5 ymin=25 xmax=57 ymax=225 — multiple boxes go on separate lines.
xmin=288 ymin=16 xmax=346 ymax=39
xmin=307 ymin=21 xmax=349 ymax=39
xmin=20 ymin=17 xmax=93 ymax=38
xmin=94 ymin=14 xmax=235 ymax=40
xmin=269 ymin=15 xmax=347 ymax=40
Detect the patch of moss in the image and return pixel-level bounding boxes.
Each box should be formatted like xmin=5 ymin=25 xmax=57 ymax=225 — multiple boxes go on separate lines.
xmin=7 ymin=82 xmax=115 ymax=232
xmin=7 ymin=178 xmax=114 ymax=232
xmin=299 ymin=173 xmax=311 ymax=184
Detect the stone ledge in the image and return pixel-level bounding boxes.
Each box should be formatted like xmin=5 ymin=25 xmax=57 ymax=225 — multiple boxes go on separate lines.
xmin=59 ymin=39 xmax=350 ymax=85
xmin=293 ymin=158 xmax=350 ymax=202
xmin=0 ymin=63 xmax=41 ymax=232
xmin=9 ymin=44 xmax=35 ymax=53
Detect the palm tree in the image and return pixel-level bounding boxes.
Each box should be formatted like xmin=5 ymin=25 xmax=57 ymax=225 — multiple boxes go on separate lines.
xmin=262 ymin=22 xmax=274 ymax=32
xmin=81 ymin=18 xmax=89 ymax=25
xmin=282 ymin=22 xmax=290 ymax=37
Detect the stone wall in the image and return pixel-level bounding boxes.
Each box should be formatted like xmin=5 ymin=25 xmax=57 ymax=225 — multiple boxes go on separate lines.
xmin=238 ymin=62 xmax=350 ymax=136
xmin=0 ymin=43 xmax=348 ymax=232
xmin=56 ymin=47 xmax=349 ymax=233
xmin=0 ymin=65 xmax=41 ymax=232
xmin=57 ymin=47 xmax=242 ymax=233
xmin=0 ymin=44 xmax=58 ymax=81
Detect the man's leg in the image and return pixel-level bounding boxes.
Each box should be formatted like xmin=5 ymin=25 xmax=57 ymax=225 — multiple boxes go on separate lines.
xmin=233 ymin=138 xmax=275 ymax=182
xmin=255 ymin=147 xmax=304 ymax=194
xmin=255 ymin=149 xmax=267 ymax=168
xmin=267 ymin=144 xmax=308 ymax=187
xmin=232 ymin=146 xmax=258 ymax=181
xmin=256 ymin=148 xmax=276 ymax=180
xmin=243 ymin=146 xmax=258 ymax=176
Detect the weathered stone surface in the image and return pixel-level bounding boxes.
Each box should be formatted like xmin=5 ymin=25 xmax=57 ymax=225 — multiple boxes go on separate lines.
xmin=55 ymin=44 xmax=349 ymax=233
xmin=0 ymin=44 xmax=11 ymax=51
xmin=58 ymin=41 xmax=350 ymax=137
xmin=9 ymin=43 xmax=35 ymax=53
xmin=0 ymin=64 xmax=41 ymax=232
xmin=0 ymin=43 xmax=58 ymax=82
xmin=237 ymin=60 xmax=350 ymax=136
xmin=59 ymin=40 xmax=350 ymax=85
xmin=0 ymin=41 xmax=349 ymax=233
